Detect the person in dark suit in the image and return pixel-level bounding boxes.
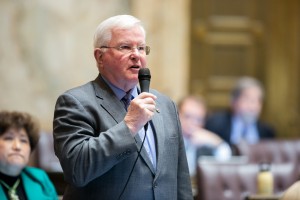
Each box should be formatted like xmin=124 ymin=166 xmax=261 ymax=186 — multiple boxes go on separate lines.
xmin=0 ymin=111 xmax=58 ymax=200
xmin=53 ymin=15 xmax=193 ymax=200
xmin=205 ymin=77 xmax=275 ymax=153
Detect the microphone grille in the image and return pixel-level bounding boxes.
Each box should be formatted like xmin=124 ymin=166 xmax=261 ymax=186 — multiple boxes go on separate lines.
xmin=138 ymin=68 xmax=151 ymax=79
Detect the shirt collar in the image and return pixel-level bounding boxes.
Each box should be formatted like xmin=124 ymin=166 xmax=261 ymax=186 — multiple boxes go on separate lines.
xmin=101 ymin=75 xmax=138 ymax=100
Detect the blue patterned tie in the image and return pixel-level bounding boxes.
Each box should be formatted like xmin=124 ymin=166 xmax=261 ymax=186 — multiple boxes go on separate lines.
xmin=121 ymin=93 xmax=132 ymax=111
xmin=241 ymin=124 xmax=248 ymax=142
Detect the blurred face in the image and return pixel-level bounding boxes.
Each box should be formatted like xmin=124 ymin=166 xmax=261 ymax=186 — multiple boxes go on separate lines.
xmin=95 ymin=26 xmax=147 ymax=92
xmin=179 ymin=99 xmax=206 ymax=137
xmin=233 ymin=86 xmax=263 ymax=124
xmin=0 ymin=128 xmax=31 ymax=176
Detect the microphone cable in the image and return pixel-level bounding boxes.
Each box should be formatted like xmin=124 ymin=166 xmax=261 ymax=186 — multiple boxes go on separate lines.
xmin=118 ymin=123 xmax=148 ymax=200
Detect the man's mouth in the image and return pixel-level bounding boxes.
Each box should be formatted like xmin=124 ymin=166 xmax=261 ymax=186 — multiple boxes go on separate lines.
xmin=130 ymin=65 xmax=140 ymax=69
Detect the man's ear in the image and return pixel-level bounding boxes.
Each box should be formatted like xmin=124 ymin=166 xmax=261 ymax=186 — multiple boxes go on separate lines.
xmin=94 ymin=48 xmax=103 ymax=64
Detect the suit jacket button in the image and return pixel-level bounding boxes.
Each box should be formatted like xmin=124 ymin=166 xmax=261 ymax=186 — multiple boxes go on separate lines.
xmin=153 ymin=183 xmax=158 ymax=188
xmin=126 ymin=149 xmax=131 ymax=155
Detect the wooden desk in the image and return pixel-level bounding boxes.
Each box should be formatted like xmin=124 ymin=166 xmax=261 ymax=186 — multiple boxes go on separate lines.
xmin=246 ymin=194 xmax=282 ymax=200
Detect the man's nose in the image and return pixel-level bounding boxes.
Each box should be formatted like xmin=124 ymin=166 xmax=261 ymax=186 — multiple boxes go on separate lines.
xmin=130 ymin=50 xmax=140 ymax=60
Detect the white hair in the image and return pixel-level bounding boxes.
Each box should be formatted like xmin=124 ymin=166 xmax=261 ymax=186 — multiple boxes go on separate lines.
xmin=93 ymin=15 xmax=146 ymax=48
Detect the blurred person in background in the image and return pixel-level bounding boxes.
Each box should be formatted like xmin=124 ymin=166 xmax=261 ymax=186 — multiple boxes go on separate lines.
xmin=205 ymin=77 xmax=276 ymax=154
xmin=0 ymin=111 xmax=58 ymax=200
xmin=178 ymin=95 xmax=232 ymax=177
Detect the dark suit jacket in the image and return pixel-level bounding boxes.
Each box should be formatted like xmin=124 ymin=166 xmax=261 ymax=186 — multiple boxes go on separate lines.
xmin=53 ymin=74 xmax=193 ymax=200
xmin=205 ymin=111 xmax=275 ymax=146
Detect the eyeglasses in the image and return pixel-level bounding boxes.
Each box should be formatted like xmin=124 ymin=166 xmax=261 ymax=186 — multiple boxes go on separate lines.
xmin=100 ymin=45 xmax=150 ymax=55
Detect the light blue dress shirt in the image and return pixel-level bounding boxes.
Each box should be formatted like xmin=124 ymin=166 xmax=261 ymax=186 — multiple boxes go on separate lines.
xmin=230 ymin=116 xmax=259 ymax=145
xmin=183 ymin=137 xmax=197 ymax=177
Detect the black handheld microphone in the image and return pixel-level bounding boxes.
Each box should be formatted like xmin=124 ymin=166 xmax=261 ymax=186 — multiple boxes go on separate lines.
xmin=138 ymin=68 xmax=151 ymax=131
xmin=138 ymin=68 xmax=151 ymax=93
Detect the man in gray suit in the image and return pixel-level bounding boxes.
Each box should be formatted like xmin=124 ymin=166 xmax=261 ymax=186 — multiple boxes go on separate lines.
xmin=53 ymin=15 xmax=193 ymax=200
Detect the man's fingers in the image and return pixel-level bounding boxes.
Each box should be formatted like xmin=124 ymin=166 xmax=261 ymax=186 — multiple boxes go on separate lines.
xmin=144 ymin=104 xmax=156 ymax=112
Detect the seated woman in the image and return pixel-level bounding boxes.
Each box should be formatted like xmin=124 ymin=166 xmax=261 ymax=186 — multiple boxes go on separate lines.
xmin=0 ymin=111 xmax=58 ymax=200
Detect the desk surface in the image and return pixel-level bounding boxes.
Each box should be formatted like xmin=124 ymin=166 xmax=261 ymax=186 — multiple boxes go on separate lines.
xmin=246 ymin=194 xmax=282 ymax=200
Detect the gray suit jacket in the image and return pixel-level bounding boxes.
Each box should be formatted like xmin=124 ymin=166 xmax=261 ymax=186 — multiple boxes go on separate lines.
xmin=53 ymin=74 xmax=193 ymax=200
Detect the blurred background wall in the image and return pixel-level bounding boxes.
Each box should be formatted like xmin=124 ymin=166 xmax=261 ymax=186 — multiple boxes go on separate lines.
xmin=189 ymin=0 xmax=300 ymax=138
xmin=0 ymin=0 xmax=299 ymax=137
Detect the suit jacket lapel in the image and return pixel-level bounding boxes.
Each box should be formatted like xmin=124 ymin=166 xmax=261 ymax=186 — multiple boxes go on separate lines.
xmin=134 ymin=110 xmax=165 ymax=176
xmin=93 ymin=74 xmax=126 ymax=123
xmin=135 ymin=98 xmax=166 ymax=175
xmin=21 ymin=170 xmax=44 ymax=199
xmin=134 ymin=130 xmax=156 ymax=174
xmin=151 ymin=102 xmax=165 ymax=177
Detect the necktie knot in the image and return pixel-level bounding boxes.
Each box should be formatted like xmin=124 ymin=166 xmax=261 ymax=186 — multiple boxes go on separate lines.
xmin=121 ymin=92 xmax=133 ymax=111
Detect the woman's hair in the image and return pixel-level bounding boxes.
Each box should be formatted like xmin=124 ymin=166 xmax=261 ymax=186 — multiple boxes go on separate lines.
xmin=0 ymin=111 xmax=40 ymax=151
xmin=93 ymin=15 xmax=146 ymax=48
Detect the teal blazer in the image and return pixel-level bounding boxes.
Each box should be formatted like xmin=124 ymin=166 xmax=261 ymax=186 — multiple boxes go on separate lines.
xmin=0 ymin=167 xmax=58 ymax=200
